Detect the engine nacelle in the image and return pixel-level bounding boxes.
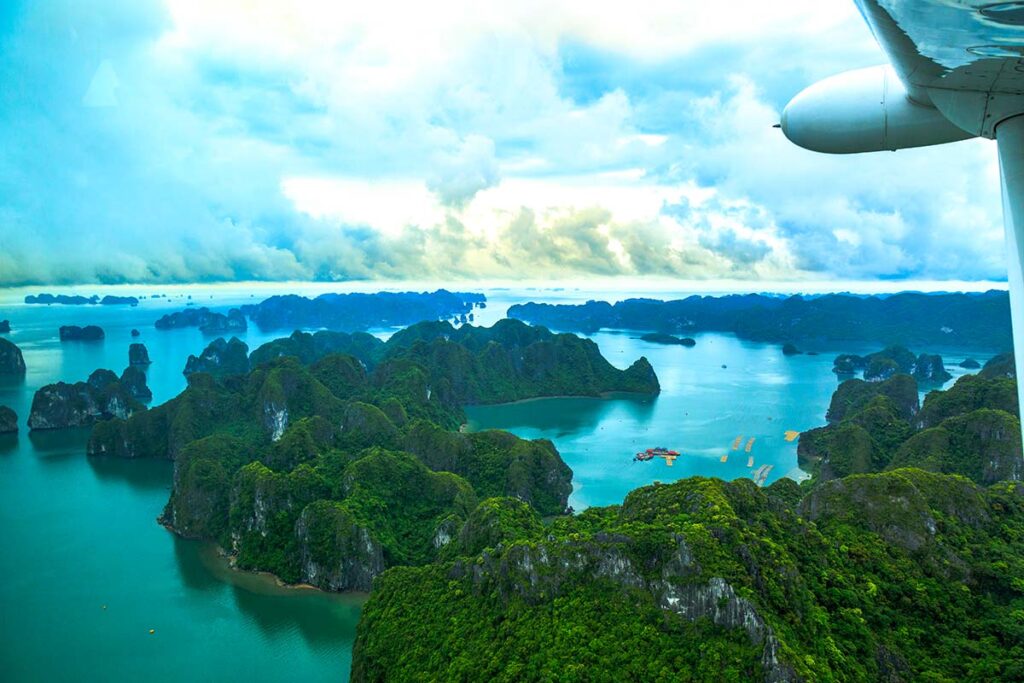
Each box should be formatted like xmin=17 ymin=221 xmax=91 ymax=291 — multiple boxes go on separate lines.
xmin=780 ymin=65 xmax=974 ymax=154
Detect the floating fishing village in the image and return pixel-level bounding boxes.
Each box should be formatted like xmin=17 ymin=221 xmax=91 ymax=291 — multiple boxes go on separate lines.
xmin=632 ymin=429 xmax=801 ymax=486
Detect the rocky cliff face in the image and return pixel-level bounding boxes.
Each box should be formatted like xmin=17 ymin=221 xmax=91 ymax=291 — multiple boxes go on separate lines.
xmin=0 ymin=338 xmax=26 ymax=375
xmin=0 ymin=405 xmax=17 ymax=433
xmin=912 ymin=353 xmax=952 ymax=383
xmin=119 ymin=366 xmax=152 ymax=402
xmin=463 ymin=533 xmax=781 ymax=668
xmin=294 ymin=501 xmax=385 ymax=592
xmin=449 ymin=535 xmax=795 ymax=682
xmin=28 ymin=369 xmax=144 ymax=430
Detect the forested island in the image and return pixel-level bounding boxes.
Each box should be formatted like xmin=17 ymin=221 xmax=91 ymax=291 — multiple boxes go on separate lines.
xmin=509 ymin=290 xmax=1012 ymax=349
xmin=639 ymin=332 xmax=696 ymax=346
xmin=238 ymin=289 xmax=485 ymax=331
xmin=25 ymin=293 xmax=139 ymax=306
xmin=800 ymin=353 xmax=1020 ymax=484
xmin=29 ymin=367 xmax=150 ymax=430
xmin=350 ymin=354 xmax=1023 ymax=681
xmin=353 ymin=467 xmax=1024 ymax=681
xmin=0 ymin=338 xmax=26 ymax=375
xmin=155 ymin=307 xmax=247 ymax=334
xmin=59 ymin=325 xmax=105 ymax=341
xmin=832 ymin=345 xmax=952 ymax=382
xmin=86 ymin=319 xmax=658 ymax=591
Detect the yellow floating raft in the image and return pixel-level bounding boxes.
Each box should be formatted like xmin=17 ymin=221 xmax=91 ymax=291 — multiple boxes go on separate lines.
xmin=731 ymin=435 xmax=743 ymax=451
xmin=744 ymin=437 xmax=755 ymax=453
xmin=720 ymin=454 xmax=729 ymax=463
xmin=784 ymin=430 xmax=800 ymax=442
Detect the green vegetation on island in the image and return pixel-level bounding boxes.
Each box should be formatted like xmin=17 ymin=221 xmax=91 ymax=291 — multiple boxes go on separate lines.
xmin=353 ymin=469 xmax=1024 ymax=681
xmin=509 ymin=291 xmax=1012 ymax=349
xmin=88 ymin=319 xmax=654 ymax=591
xmin=0 ymin=338 xmax=26 ymax=375
xmin=351 ymin=349 xmax=1024 ymax=682
xmin=800 ymin=354 xmax=1020 ymax=484
xmin=155 ymin=306 xmax=247 ymax=333
xmin=28 ymin=368 xmax=149 ymax=430
xmin=832 ymin=345 xmax=952 ymax=383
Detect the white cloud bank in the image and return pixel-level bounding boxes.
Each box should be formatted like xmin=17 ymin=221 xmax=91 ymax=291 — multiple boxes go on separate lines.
xmin=0 ymin=0 xmax=1009 ymax=286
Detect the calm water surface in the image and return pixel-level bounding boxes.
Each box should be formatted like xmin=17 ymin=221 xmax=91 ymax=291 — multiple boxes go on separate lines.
xmin=0 ymin=286 xmax=993 ymax=681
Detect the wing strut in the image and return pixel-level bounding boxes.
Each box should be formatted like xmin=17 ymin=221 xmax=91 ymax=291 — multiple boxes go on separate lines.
xmin=996 ymin=115 xmax=1024 ymax=432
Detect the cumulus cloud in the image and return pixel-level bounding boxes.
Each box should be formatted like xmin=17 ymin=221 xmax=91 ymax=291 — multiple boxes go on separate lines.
xmin=0 ymin=0 xmax=1009 ymax=286
xmin=674 ymin=77 xmax=1004 ymax=280
xmin=426 ymin=135 xmax=500 ymax=207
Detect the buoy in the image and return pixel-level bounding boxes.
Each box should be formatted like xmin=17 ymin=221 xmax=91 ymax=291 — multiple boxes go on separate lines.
xmin=149 ymin=629 xmax=155 ymax=634
xmin=102 ymin=605 xmax=107 ymax=610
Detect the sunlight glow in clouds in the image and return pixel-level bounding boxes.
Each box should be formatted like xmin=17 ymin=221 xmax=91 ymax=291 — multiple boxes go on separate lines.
xmin=0 ymin=0 xmax=1009 ymax=286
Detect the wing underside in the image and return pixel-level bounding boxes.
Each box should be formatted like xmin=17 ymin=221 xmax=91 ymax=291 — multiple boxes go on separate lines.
xmin=857 ymin=0 xmax=1024 ymax=92
xmin=856 ymin=0 xmax=1024 ymax=135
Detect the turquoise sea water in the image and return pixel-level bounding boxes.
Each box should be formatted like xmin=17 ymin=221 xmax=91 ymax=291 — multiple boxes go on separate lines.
xmin=466 ymin=329 xmax=986 ymax=509
xmin=0 ymin=299 xmax=363 ymax=683
xmin=0 ymin=287 xmax=993 ymax=681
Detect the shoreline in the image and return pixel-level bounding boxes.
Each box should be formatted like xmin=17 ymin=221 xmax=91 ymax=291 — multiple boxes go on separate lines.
xmin=159 ymin=521 xmax=368 ymax=603
xmin=467 ymin=390 xmax=655 ymax=410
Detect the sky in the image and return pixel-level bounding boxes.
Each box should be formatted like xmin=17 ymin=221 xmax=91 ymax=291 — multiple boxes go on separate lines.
xmin=0 ymin=0 xmax=1010 ymax=287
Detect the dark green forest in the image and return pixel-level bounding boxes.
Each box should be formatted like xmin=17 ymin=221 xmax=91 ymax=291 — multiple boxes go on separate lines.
xmin=353 ymin=355 xmax=1023 ymax=682
xmin=88 ymin=319 xmax=657 ymax=591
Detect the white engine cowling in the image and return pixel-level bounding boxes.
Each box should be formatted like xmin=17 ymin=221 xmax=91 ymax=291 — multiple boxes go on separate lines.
xmin=780 ymin=65 xmax=975 ymax=154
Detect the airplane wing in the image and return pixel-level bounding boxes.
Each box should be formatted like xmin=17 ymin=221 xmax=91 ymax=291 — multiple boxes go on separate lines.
xmin=855 ymin=0 xmax=1024 ymax=137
